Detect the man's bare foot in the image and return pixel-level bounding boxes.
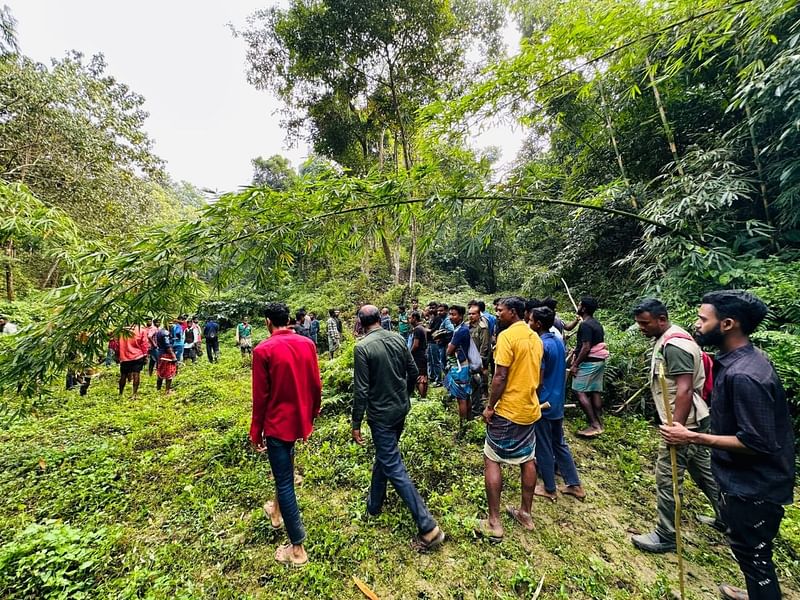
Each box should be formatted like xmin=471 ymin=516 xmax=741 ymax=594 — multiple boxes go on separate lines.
xmin=474 ymin=519 xmax=504 ymax=542
xmin=263 ymin=500 xmax=284 ymax=529
xmin=558 ymin=484 xmax=586 ymax=500
xmin=275 ymin=543 xmax=307 ymax=567
xmin=534 ymin=484 xmax=558 ymax=502
xmin=506 ymin=505 xmax=534 ymax=530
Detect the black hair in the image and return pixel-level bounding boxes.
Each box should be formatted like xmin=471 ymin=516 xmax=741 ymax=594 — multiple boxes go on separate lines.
xmin=439 ymin=303 xmax=449 ymax=311
xmin=411 ymin=298 xmax=418 ymax=303
xmin=493 ymin=298 xmax=501 ymax=305
xmin=399 ymin=305 xmax=406 ymax=311
xmin=329 ymin=308 xmax=336 ymax=318
xmin=633 ymin=298 xmax=668 ymax=319
xmin=525 ymin=298 xmax=540 ymax=312
xmin=701 ymin=290 xmax=767 ymax=335
xmin=477 ymin=300 xmax=486 ymax=312
xmin=410 ymin=310 xmax=422 ymax=322
xmin=467 ymin=299 xmax=478 ymax=307
xmin=428 ymin=301 xmax=438 ymax=308
xmin=580 ymin=296 xmax=599 ymax=316
xmin=499 ymin=296 xmax=526 ymax=320
xmin=531 ymin=306 xmax=555 ymax=330
xmin=449 ymin=305 xmax=466 ymax=317
xmin=358 ymin=306 xmax=380 ymax=327
xmin=542 ymin=297 xmax=557 ymax=311
xmin=264 ymin=302 xmax=291 ymax=327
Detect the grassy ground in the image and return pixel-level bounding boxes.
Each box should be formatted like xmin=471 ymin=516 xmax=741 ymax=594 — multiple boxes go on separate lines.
xmin=0 ymin=330 xmax=798 ymax=599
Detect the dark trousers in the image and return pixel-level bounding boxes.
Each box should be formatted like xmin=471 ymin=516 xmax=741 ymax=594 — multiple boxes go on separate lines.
xmin=534 ymin=417 xmax=581 ymax=492
xmin=367 ymin=420 xmax=437 ymax=534
xmin=205 ymin=338 xmax=219 ymax=362
xmin=266 ymin=437 xmax=306 ymax=545
xmin=428 ymin=344 xmax=443 ymax=382
xmin=720 ymin=493 xmax=784 ymax=599
xmin=148 ymin=348 xmax=158 ymax=371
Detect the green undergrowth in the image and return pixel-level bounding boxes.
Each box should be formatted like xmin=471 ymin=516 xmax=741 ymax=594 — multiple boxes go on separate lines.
xmin=0 ymin=332 xmax=798 ymax=599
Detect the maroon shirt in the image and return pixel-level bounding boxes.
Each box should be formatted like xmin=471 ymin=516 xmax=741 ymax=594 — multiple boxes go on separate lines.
xmin=250 ymin=328 xmax=322 ymax=445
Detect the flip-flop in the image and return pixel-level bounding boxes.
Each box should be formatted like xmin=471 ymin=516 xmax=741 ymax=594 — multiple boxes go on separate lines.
xmin=411 ymin=526 xmax=445 ymax=553
xmin=534 ymin=486 xmax=558 ymax=502
xmin=577 ymin=428 xmax=603 ymax=438
xmin=263 ymin=501 xmax=284 ymax=529
xmin=718 ymin=583 xmax=748 ymax=600
xmin=274 ymin=543 xmax=308 ymax=568
xmin=505 ymin=505 xmax=535 ymax=531
xmin=474 ymin=519 xmax=504 ymax=543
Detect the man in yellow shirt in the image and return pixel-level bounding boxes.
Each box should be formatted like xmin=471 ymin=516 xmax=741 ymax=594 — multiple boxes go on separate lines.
xmin=477 ymin=296 xmax=543 ymax=542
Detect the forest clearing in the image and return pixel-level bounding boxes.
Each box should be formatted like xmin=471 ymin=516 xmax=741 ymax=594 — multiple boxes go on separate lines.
xmin=1 ymin=0 xmax=800 ymax=598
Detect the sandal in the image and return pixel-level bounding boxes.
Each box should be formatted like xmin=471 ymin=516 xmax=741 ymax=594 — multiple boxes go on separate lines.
xmin=558 ymin=484 xmax=586 ymax=501
xmin=412 ymin=526 xmax=445 ymax=553
xmin=474 ymin=519 xmax=504 ymax=543
xmin=718 ymin=583 xmax=748 ymax=600
xmin=274 ymin=543 xmax=308 ymax=567
xmin=534 ymin=484 xmax=558 ymax=502
xmin=263 ymin=501 xmax=284 ymax=529
xmin=506 ymin=505 xmax=534 ymax=531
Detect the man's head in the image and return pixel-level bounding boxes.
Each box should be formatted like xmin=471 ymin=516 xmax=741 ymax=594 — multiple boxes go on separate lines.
xmin=380 ymin=307 xmax=389 ymax=316
xmin=399 ymin=304 xmax=406 ymax=313
xmin=329 ymin=308 xmax=337 ymax=318
xmin=524 ymin=298 xmax=541 ymax=321
xmin=578 ymin=296 xmax=599 ymax=317
xmin=309 ymin=312 xmax=316 ymax=320
xmin=334 ymin=309 xmax=340 ymax=317
xmin=695 ymin=290 xmax=768 ymax=348
xmin=243 ymin=316 xmax=249 ymax=324
xmin=493 ymin=298 xmax=501 ymax=311
xmin=153 ymin=318 xmax=161 ymax=327
xmin=530 ymin=306 xmax=555 ymax=334
xmin=449 ymin=305 xmax=466 ymax=326
xmin=409 ymin=310 xmax=422 ymax=325
xmin=497 ymin=296 xmax=526 ymax=326
xmin=146 ymin=317 xmax=153 ymax=326
xmin=467 ymin=303 xmax=482 ymax=325
xmin=437 ymin=303 xmax=448 ymax=316
xmin=296 ymin=310 xmax=306 ymax=323
xmin=542 ymin=297 xmax=557 ymax=312
xmin=358 ymin=304 xmax=381 ymax=328
xmin=263 ymin=302 xmax=290 ymax=331
xmin=468 ymin=299 xmax=486 ymax=313
xmin=633 ymin=299 xmax=670 ymax=338
xmin=192 ymin=317 xmax=198 ymax=324
xmin=411 ymin=298 xmax=419 ymax=309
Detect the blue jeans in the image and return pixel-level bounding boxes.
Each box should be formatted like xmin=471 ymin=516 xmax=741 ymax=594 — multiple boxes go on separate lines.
xmin=534 ymin=418 xmax=581 ymax=492
xmin=367 ymin=420 xmax=437 ymax=534
xmin=266 ymin=437 xmax=306 ymax=545
xmin=428 ymin=344 xmax=443 ymax=382
xmin=173 ymin=344 xmax=184 ymax=362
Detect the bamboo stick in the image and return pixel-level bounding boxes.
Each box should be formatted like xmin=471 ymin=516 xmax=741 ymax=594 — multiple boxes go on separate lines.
xmin=659 ymin=362 xmax=686 ymax=600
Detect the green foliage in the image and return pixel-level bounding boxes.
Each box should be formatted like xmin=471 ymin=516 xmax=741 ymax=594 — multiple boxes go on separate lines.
xmin=0 ymin=522 xmax=117 ymax=599
xmin=251 ymin=154 xmax=297 ymax=190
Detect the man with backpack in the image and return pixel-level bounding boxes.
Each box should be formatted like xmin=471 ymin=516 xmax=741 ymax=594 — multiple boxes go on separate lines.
xmin=203 ymin=317 xmax=220 ymax=363
xmin=630 ymin=299 xmax=723 ymax=554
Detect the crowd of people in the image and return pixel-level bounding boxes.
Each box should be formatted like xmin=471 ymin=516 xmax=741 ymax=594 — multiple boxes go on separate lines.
xmin=249 ymin=292 xmax=794 ymax=600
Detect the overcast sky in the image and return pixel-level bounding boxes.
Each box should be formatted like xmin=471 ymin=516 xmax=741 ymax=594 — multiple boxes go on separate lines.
xmin=10 ymin=1 xmax=523 ymax=192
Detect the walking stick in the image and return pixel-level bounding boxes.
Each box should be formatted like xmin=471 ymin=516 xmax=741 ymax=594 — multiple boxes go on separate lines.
xmin=659 ymin=362 xmax=686 ymax=600
xmin=560 ymin=277 xmax=579 ymax=313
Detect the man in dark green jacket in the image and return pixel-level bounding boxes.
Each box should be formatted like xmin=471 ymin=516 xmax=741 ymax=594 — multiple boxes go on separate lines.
xmin=352 ymin=305 xmax=445 ymax=552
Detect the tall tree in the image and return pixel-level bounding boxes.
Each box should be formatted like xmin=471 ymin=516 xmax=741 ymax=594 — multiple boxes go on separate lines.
xmin=251 ymin=154 xmax=297 ymax=190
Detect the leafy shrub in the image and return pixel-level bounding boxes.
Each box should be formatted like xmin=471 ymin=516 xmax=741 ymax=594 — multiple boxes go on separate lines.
xmin=0 ymin=522 xmax=117 ymax=599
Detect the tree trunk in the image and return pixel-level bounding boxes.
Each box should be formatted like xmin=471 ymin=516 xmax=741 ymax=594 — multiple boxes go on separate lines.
xmin=378 ymin=128 xmax=385 ymax=171
xmin=646 ymin=56 xmax=684 ymax=176
xmin=744 ymin=104 xmax=772 ymax=227
xmin=44 ymin=258 xmax=60 ymax=288
xmin=408 ymin=216 xmax=418 ymax=289
xmin=379 ymin=230 xmax=393 ymax=273
xmin=5 ymin=239 xmax=14 ymax=301
xmin=391 ymin=243 xmax=401 ymax=285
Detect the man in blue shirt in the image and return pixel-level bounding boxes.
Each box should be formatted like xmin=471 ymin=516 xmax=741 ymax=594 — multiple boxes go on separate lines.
xmin=446 ymin=305 xmax=472 ymax=434
xmin=661 ymin=291 xmax=794 ymax=600
xmin=529 ymin=307 xmax=584 ymax=501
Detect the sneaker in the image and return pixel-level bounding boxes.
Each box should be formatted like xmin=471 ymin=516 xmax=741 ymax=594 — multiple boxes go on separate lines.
xmin=631 ymin=531 xmax=677 ymax=553
xmin=697 ymin=514 xmax=727 ymax=533
xmin=718 ymin=583 xmax=748 ymax=600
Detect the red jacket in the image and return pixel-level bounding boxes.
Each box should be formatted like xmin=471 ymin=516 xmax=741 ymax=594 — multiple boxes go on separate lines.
xmin=118 ymin=326 xmax=149 ymax=362
xmin=250 ymin=328 xmax=322 ymax=444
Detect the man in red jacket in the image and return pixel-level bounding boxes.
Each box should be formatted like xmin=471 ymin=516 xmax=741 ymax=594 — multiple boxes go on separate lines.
xmin=118 ymin=324 xmax=149 ymax=400
xmin=250 ymin=302 xmax=321 ymax=567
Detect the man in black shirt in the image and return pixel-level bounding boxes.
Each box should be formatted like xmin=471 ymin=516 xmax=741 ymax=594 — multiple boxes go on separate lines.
xmin=409 ymin=311 xmax=428 ymax=398
xmin=661 ymin=290 xmax=795 ymax=600
xmin=568 ymin=296 xmax=607 ymax=437
xmin=427 ymin=303 xmax=445 ymax=386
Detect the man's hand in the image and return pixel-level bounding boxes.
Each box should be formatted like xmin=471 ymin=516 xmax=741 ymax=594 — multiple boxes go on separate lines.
xmin=352 ymin=428 xmax=364 ymax=445
xmin=568 ymin=365 xmax=578 ymax=376
xmin=482 ymin=405 xmax=495 ymax=424
xmin=255 ymin=444 xmax=268 ymax=454
xmin=659 ymin=422 xmax=694 ymax=446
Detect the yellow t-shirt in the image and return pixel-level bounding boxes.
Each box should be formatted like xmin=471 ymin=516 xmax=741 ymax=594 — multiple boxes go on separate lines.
xmin=493 ymin=320 xmax=543 ymax=425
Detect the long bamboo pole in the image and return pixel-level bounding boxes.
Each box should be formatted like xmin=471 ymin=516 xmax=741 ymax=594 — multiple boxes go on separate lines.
xmin=659 ymin=362 xmax=686 ymax=600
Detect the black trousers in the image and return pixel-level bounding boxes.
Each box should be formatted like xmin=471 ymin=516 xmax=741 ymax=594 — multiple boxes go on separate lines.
xmin=205 ymin=338 xmax=219 ymax=362
xmin=720 ymin=493 xmax=785 ymax=599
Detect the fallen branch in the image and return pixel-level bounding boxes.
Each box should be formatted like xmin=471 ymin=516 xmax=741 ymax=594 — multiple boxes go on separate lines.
xmin=613 ymin=385 xmax=648 ymax=414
